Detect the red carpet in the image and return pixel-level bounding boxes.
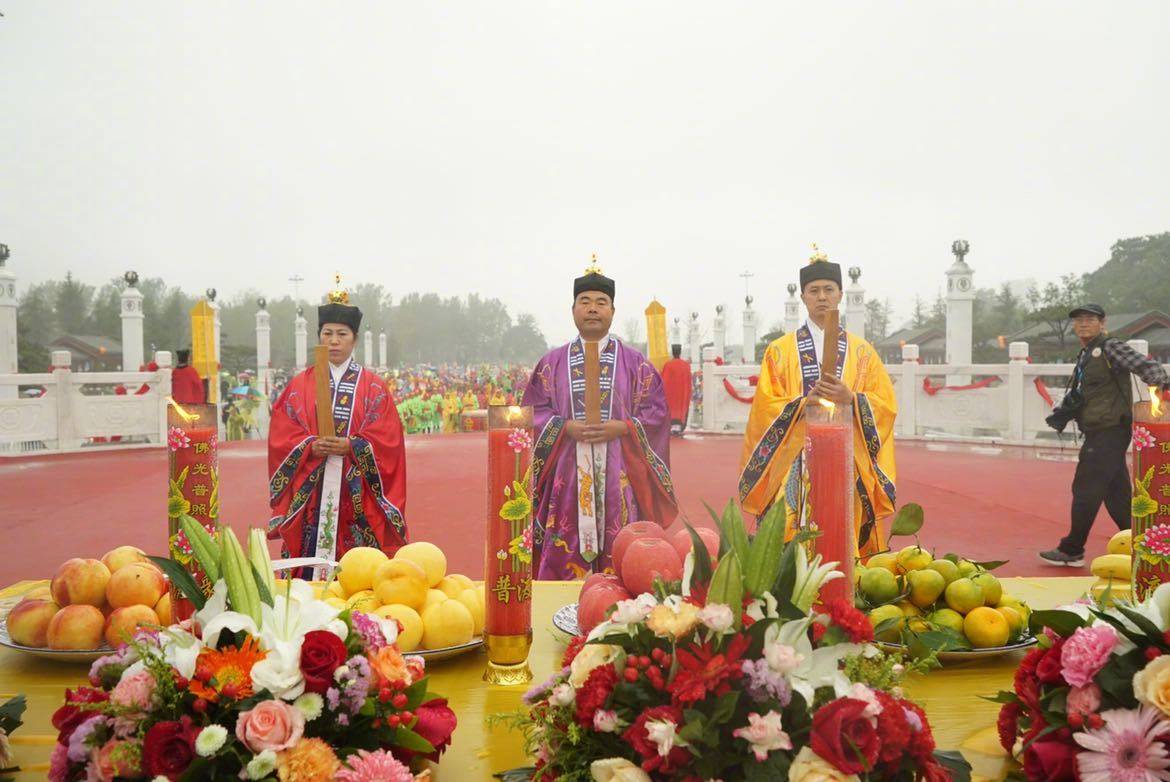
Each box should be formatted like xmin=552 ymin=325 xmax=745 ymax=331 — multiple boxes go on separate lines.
xmin=0 ymin=434 xmax=1119 ymax=584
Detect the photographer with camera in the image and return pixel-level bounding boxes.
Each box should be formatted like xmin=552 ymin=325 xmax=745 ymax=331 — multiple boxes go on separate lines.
xmin=1039 ymin=304 xmax=1170 ymax=567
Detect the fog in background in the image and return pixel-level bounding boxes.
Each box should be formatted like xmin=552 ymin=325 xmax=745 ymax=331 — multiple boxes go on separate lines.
xmin=2 ymin=2 xmax=1168 ymax=345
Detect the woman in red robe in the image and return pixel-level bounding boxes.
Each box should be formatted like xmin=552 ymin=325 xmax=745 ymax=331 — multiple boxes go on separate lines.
xmin=267 ymin=298 xmax=407 ymax=578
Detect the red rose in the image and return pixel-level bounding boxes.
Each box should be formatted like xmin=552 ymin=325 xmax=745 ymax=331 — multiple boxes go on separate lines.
xmin=51 ymin=687 xmax=109 ymax=743
xmin=997 ymin=701 xmax=1021 ymax=753
xmin=1022 ymin=730 xmax=1077 ymax=781
xmin=142 ymin=717 xmax=197 ymax=780
xmin=299 ymin=630 xmax=349 ymax=695
xmin=575 ymin=663 xmax=617 ymax=727
xmin=1035 ymin=641 xmax=1067 ymax=686
xmin=810 ymin=697 xmax=881 ymax=774
xmin=407 ymin=698 xmax=458 ymax=761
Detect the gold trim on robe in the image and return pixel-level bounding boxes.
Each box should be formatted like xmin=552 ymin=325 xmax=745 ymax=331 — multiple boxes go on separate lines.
xmin=738 ymin=330 xmax=898 ymax=558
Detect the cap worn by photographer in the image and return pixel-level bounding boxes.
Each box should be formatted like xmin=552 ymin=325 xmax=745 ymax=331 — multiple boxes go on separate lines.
xmin=1068 ymin=303 xmax=1106 ymax=319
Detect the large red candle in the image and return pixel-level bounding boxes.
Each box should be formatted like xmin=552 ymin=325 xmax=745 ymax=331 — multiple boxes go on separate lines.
xmin=167 ymin=402 xmax=220 ymax=620
xmin=1132 ymin=395 xmax=1170 ymax=601
xmin=804 ymin=402 xmax=855 ymax=607
xmin=483 ymin=405 xmax=535 ymax=684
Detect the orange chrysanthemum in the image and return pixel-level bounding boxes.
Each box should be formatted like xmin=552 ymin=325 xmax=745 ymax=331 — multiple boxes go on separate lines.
xmin=189 ymin=637 xmax=266 ymax=703
xmin=277 ymin=737 xmax=341 ymax=782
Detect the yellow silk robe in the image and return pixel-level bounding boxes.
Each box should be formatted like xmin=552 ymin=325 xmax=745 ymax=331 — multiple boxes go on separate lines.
xmin=738 ymin=328 xmax=897 ymax=558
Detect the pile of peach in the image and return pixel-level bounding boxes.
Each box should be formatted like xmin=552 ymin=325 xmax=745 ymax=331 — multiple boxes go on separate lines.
xmin=6 ymin=547 xmax=170 ymax=651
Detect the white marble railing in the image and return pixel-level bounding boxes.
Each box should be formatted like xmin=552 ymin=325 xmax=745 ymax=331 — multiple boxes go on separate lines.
xmin=700 ymin=340 xmax=1167 ymax=445
xmin=0 ymin=350 xmax=174 ymax=454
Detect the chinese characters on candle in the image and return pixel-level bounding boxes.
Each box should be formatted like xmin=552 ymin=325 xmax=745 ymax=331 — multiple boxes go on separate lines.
xmin=167 ymin=402 xmax=220 ymax=613
xmin=485 ymin=406 xmax=535 ymax=640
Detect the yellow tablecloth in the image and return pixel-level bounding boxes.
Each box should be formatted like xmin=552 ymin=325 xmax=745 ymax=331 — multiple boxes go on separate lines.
xmin=0 ymin=577 xmax=1095 ymax=781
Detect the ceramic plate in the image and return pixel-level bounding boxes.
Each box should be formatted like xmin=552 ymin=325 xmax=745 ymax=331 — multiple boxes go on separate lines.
xmin=0 ymin=596 xmax=112 ymax=663
xmin=877 ymin=635 xmax=1039 ymax=662
xmin=552 ymin=603 xmax=581 ymax=637
xmin=413 ymin=637 xmax=484 ymax=662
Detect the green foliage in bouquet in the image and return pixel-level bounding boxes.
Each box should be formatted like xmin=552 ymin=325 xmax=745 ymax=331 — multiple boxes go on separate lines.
xmin=496 ymin=499 xmax=969 ymax=782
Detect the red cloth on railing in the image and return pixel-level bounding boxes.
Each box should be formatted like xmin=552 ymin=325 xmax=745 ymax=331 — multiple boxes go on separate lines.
xmin=921 ymin=376 xmax=999 ymax=396
xmin=1034 ymin=378 xmax=1055 ymax=408
xmin=722 ymin=375 xmax=760 ymax=404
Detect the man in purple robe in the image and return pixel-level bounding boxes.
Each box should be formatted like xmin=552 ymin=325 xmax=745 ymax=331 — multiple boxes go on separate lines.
xmin=522 ymin=259 xmax=679 ymax=580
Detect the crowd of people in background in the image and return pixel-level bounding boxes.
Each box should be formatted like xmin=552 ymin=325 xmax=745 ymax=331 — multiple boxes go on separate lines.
xmin=384 ymin=364 xmax=530 ymax=434
xmin=234 ymin=363 xmax=531 ymax=439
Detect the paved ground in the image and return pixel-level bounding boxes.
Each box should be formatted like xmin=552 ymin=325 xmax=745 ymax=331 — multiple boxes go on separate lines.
xmin=0 ymin=433 xmax=1122 ymax=584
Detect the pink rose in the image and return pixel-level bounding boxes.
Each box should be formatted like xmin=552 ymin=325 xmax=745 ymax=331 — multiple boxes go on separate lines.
xmin=1066 ymin=683 xmax=1102 ymax=716
xmin=110 ymin=670 xmax=156 ymax=711
xmin=235 ymin=699 xmax=305 ymax=753
xmin=1060 ymin=625 xmax=1117 ymax=688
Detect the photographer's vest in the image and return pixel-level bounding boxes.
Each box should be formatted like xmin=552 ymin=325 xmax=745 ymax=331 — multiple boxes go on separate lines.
xmin=1078 ymin=335 xmax=1132 ymax=432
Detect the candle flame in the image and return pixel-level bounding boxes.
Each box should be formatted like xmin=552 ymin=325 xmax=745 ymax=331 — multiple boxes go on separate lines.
xmin=506 ymin=405 xmax=524 ymax=424
xmin=1152 ymin=387 xmax=1164 ymax=419
xmin=818 ymin=398 xmax=836 ymax=410
xmin=166 ymin=397 xmax=198 ymax=423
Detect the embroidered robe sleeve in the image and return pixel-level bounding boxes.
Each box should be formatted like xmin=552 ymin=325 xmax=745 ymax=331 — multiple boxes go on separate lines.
xmin=347 ymin=379 xmax=408 ymax=545
xmin=738 ymin=339 xmax=807 ymax=516
xmin=618 ymin=357 xmax=678 ymax=524
xmin=267 ymin=370 xmax=325 ymax=537
xmin=851 ymin=341 xmax=898 ymax=525
xmin=523 ymin=356 xmax=568 ymax=496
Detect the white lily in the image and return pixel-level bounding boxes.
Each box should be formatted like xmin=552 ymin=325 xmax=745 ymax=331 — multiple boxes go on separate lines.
xmin=745 ymin=591 xmax=780 ymax=623
xmin=251 ymin=641 xmax=305 ymax=701
xmin=790 ymin=545 xmax=843 ymax=613
xmin=159 ymin=627 xmax=203 ymax=680
xmin=195 ymin=580 xmax=260 ymax=649
xmin=248 ymin=579 xmax=345 ymax=701
xmin=259 ymin=579 xmax=346 ymax=649
xmin=766 ymin=617 xmax=860 ymax=705
xmin=1086 ymin=581 xmax=1170 ymax=656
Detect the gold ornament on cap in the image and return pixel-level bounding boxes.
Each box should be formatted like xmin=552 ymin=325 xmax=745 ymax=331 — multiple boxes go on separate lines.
xmin=327 ymin=272 xmax=350 ymax=305
xmin=584 ymin=253 xmax=603 ymax=276
xmin=809 ymin=244 xmax=829 ymax=264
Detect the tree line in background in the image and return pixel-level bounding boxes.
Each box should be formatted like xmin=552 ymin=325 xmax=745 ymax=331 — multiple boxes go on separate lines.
xmin=747 ymin=232 xmax=1170 ymax=362
xmin=16 ymin=278 xmax=548 ymax=373
xmin=14 ymin=232 xmax=1168 ymax=371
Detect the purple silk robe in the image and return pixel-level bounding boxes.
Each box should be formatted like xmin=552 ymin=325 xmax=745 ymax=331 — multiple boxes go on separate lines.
xmin=522 ymin=336 xmax=678 ymax=580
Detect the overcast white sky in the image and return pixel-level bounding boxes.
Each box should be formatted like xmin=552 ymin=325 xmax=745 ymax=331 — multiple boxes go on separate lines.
xmin=2 ymin=2 xmax=1168 ymax=346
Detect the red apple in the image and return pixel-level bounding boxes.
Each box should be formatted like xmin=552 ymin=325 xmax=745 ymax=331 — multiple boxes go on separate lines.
xmin=611 ymin=521 xmax=667 ymax=581
xmin=669 ymin=526 xmax=721 ymax=563
xmin=579 ymin=573 xmax=622 ymax=603
xmin=577 ymin=583 xmax=631 ymax=634
xmin=621 ymin=538 xmax=683 ymax=597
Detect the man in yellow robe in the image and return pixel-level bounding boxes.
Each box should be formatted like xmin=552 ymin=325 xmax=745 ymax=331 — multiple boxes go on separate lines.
xmin=739 ymin=248 xmax=897 ymax=558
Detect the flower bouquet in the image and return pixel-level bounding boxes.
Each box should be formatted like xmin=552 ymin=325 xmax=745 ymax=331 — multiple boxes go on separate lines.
xmin=499 ymin=502 xmax=969 ymax=781
xmin=47 ymin=525 xmax=456 ymax=781
xmin=995 ymin=582 xmax=1170 ymax=780
xmin=0 ymin=695 xmax=26 ymax=779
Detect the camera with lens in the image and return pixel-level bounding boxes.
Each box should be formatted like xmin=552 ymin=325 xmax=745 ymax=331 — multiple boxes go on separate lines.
xmin=1046 ymin=386 xmax=1083 ymax=433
